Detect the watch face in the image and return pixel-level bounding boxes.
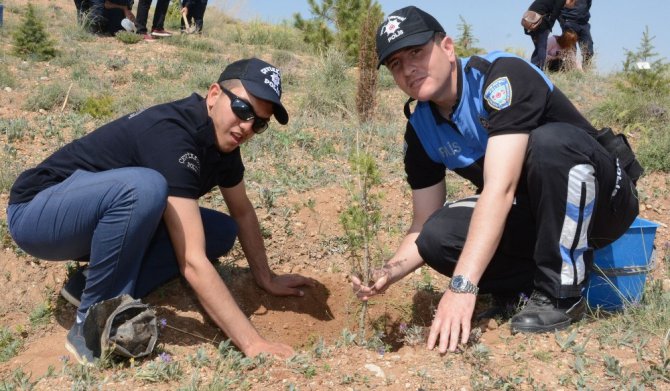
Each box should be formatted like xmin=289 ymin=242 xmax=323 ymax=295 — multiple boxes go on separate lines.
xmin=452 ymin=275 xmax=464 ymax=289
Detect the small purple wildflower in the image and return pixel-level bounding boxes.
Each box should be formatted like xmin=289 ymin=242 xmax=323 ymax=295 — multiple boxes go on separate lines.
xmin=59 ymin=355 xmax=70 ymax=363
xmin=519 ymin=292 xmax=529 ymax=304
xmin=159 ymin=318 xmax=167 ymax=329
xmin=377 ymin=347 xmax=385 ymax=356
xmin=159 ymin=352 xmax=172 ymax=363
xmin=398 ymin=322 xmax=408 ymax=333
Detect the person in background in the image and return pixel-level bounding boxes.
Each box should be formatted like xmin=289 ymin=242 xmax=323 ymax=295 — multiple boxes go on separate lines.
xmin=559 ymin=0 xmax=594 ymax=69
xmin=546 ymin=29 xmax=582 ymax=72
xmin=524 ymin=0 xmax=573 ymax=69
xmin=135 ymin=0 xmax=172 ymax=40
xmin=75 ymin=0 xmax=134 ymax=35
xmin=7 ymin=58 xmax=314 ymax=365
xmin=352 ymin=5 xmax=639 ymax=354
xmin=181 ymin=0 xmax=207 ymax=34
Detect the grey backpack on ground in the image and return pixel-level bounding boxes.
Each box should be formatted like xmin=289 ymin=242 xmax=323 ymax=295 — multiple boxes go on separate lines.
xmin=83 ymin=294 xmax=159 ymax=359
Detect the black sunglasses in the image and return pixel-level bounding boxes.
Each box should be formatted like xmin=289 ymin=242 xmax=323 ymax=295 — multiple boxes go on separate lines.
xmin=219 ymin=85 xmax=270 ymax=134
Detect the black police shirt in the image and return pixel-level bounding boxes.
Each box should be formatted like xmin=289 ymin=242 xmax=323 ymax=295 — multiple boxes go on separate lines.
xmin=9 ymin=94 xmax=244 ymax=204
xmin=403 ymin=56 xmax=597 ymax=190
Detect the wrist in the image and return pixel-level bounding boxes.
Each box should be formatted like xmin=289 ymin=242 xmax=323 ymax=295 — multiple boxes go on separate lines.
xmin=449 ymin=275 xmax=479 ymax=295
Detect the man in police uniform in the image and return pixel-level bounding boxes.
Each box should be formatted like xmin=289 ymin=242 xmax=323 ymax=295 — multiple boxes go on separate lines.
xmin=7 ymin=58 xmax=314 ymax=364
xmin=351 ymin=6 xmax=639 ymax=353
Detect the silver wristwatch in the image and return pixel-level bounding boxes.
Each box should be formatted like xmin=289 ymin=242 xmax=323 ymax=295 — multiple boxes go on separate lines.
xmin=449 ymin=275 xmax=479 ymax=294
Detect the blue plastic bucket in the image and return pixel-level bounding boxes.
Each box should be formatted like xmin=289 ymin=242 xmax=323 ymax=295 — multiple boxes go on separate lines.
xmin=583 ymin=217 xmax=659 ymax=311
xmin=0 ymin=4 xmax=4 ymax=27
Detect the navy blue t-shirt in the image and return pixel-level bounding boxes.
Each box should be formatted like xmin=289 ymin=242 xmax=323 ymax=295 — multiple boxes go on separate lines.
xmin=9 ymin=94 xmax=244 ymax=204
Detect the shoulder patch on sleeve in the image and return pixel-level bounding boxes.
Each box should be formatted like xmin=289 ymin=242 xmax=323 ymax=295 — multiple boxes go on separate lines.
xmin=484 ymin=76 xmax=512 ymax=110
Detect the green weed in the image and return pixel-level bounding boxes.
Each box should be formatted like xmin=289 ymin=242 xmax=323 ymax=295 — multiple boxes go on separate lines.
xmin=0 ymin=118 xmax=30 ymax=142
xmin=29 ymin=300 xmax=53 ymax=326
xmin=300 ymin=48 xmax=354 ymax=118
xmin=135 ymin=353 xmax=183 ymax=382
xmin=115 ymin=31 xmax=142 ymax=44
xmin=286 ymin=353 xmax=318 ymax=378
xmin=0 ymin=327 xmax=23 ymax=363
xmin=23 ymin=82 xmax=71 ymax=111
xmin=0 ymin=63 xmax=16 ymax=88
xmin=231 ymin=20 xmax=305 ymax=51
xmin=0 ymin=368 xmax=36 ymax=390
xmin=80 ymin=95 xmax=114 ymax=119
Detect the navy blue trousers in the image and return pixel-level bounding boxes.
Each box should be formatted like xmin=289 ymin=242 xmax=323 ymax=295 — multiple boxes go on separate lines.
xmin=7 ymin=168 xmax=237 ymax=319
xmin=416 ymin=123 xmax=639 ymax=299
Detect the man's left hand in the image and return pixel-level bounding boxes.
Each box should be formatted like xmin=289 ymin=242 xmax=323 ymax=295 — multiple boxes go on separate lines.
xmin=261 ymin=274 xmax=315 ymax=297
xmin=427 ymin=290 xmax=476 ymax=353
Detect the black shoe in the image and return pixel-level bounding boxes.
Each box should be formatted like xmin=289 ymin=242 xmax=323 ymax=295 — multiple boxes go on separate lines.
xmin=61 ymin=267 xmax=87 ymax=307
xmin=510 ymin=290 xmax=586 ymax=333
xmin=65 ymin=322 xmax=95 ymax=366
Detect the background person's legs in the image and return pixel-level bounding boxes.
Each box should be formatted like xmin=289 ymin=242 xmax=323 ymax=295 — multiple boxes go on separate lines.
xmin=530 ymin=28 xmax=550 ymax=69
xmin=191 ymin=0 xmax=207 ymax=33
xmin=134 ymin=0 xmax=152 ymax=34
xmin=150 ymin=0 xmax=170 ymax=33
xmin=576 ymin=23 xmax=594 ymax=68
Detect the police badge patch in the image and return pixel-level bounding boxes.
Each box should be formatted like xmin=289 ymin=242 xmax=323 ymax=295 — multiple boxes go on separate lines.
xmin=484 ymin=77 xmax=512 ymax=110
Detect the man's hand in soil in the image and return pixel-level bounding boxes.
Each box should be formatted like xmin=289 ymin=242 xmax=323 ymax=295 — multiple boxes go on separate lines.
xmin=260 ymin=274 xmax=315 ymax=297
xmin=351 ymin=266 xmax=392 ymax=301
xmin=245 ymin=338 xmax=295 ymax=359
xmin=427 ymin=290 xmax=476 ymax=353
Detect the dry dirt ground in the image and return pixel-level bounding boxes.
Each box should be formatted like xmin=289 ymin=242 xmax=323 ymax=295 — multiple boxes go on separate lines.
xmin=1 ymin=175 xmax=668 ymax=389
xmin=1 ymin=1 xmax=670 ymax=389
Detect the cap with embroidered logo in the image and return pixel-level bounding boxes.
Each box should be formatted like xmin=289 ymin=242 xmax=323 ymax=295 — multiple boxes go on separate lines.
xmin=218 ymin=58 xmax=289 ymax=125
xmin=375 ymin=6 xmax=445 ymax=68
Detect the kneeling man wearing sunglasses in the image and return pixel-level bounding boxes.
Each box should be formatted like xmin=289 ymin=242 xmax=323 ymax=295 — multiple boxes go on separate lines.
xmin=7 ymin=58 xmax=314 ymax=364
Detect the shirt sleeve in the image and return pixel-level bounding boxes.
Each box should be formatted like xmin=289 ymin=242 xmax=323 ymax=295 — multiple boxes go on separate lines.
xmin=482 ymin=57 xmax=552 ymax=136
xmin=404 ymin=122 xmax=446 ymax=190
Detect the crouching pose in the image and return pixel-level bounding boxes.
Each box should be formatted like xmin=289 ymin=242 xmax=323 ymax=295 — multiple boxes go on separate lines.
xmin=8 ymin=58 xmax=314 ymax=364
xmin=352 ymin=6 xmax=639 ymax=353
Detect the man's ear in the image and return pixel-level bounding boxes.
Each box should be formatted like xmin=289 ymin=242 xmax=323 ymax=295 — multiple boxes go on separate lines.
xmin=206 ymin=83 xmax=221 ymax=109
xmin=439 ymin=35 xmax=456 ymax=60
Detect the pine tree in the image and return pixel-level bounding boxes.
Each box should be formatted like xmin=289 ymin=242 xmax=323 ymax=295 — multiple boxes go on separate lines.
xmin=333 ymin=0 xmax=383 ymax=61
xmin=293 ymin=0 xmax=335 ymax=52
xmin=294 ymin=0 xmax=382 ymax=62
xmin=12 ymin=3 xmax=58 ymax=61
xmin=620 ymin=27 xmax=669 ymax=95
xmin=454 ymin=16 xmax=484 ymax=58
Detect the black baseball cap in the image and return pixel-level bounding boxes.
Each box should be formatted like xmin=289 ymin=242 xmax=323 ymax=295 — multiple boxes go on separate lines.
xmin=218 ymin=58 xmax=289 ymax=125
xmin=376 ymin=6 xmax=445 ymax=68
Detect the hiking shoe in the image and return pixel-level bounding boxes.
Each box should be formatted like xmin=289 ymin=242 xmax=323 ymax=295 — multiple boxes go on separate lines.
xmin=510 ymin=290 xmax=586 ymax=333
xmin=151 ymin=28 xmax=172 ymax=37
xmin=142 ymin=34 xmax=156 ymax=41
xmin=61 ymin=267 xmax=87 ymax=307
xmin=65 ymin=322 xmax=95 ymax=366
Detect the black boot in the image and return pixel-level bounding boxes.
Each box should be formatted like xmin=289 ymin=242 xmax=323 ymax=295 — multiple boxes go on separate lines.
xmin=510 ymin=290 xmax=585 ymax=333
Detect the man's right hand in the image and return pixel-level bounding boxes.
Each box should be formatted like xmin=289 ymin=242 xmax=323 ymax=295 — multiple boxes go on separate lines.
xmin=244 ymin=339 xmax=294 ymax=359
xmin=351 ymin=267 xmax=392 ymax=301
